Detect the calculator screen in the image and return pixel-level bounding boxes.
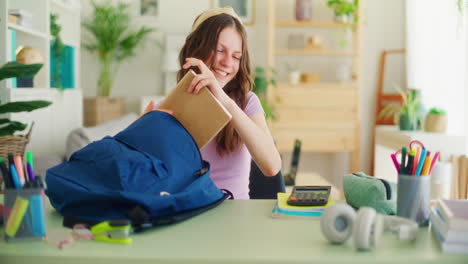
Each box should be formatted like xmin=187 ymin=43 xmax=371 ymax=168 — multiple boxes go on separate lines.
xmin=296 ymin=189 xmax=328 ymax=195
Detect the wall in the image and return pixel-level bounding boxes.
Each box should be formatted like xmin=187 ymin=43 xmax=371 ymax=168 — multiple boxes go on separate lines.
xmin=80 ymin=0 xmax=406 ymax=181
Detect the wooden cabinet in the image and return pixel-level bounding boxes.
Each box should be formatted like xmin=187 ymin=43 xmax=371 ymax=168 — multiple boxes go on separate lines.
xmin=267 ymin=0 xmax=363 ymax=172
xmin=0 ymin=0 xmax=82 ymax=157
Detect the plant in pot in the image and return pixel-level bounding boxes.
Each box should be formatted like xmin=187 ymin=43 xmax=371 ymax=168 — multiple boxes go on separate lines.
xmin=424 ymin=107 xmax=447 ymax=133
xmin=82 ymin=1 xmax=155 ymax=126
xmin=50 ymin=13 xmax=65 ymax=89
xmin=326 ymin=0 xmax=358 ymax=23
xmin=253 ymin=67 xmax=276 ymax=120
xmin=377 ymin=87 xmax=423 ymax=131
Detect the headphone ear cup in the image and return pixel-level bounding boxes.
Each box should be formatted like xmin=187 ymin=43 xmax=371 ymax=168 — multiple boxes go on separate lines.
xmin=353 ymin=207 xmax=382 ymax=250
xmin=320 ymin=203 xmax=356 ymax=244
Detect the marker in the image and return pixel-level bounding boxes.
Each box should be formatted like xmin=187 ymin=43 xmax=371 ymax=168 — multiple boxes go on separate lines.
xmin=26 ymin=162 xmax=35 ymax=182
xmin=400 ymin=147 xmax=407 ymax=174
xmin=0 ymin=157 xmax=13 ymax=189
xmin=26 ymin=152 xmax=34 ymax=170
xmin=10 ymin=164 xmax=22 ymax=189
xmin=5 ymin=196 xmax=29 ymax=238
xmin=412 ymin=147 xmax=421 ymax=175
xmin=13 ymin=155 xmax=25 ymax=186
xmin=428 ymin=151 xmax=440 ymax=175
xmin=390 ymin=153 xmax=400 ymax=173
xmin=415 ymin=148 xmax=427 ymax=176
xmin=406 ymin=149 xmax=415 ymax=175
xmin=422 ymin=156 xmax=433 ymax=175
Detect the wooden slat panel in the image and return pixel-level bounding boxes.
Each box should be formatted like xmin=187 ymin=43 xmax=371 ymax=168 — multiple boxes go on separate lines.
xmin=272 ymin=127 xmax=356 ymax=152
xmin=275 ymin=49 xmax=355 ymax=56
xmin=273 ymin=87 xmax=357 ymax=108
xmin=275 ymin=21 xmax=352 ymax=28
xmin=274 ymin=107 xmax=357 ymax=125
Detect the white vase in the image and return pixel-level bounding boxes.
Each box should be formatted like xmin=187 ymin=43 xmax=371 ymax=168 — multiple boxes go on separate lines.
xmin=288 ymin=71 xmax=301 ymax=85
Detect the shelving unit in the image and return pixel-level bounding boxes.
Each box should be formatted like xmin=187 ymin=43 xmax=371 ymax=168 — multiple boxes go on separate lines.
xmin=0 ymin=0 xmax=83 ymax=157
xmin=267 ymin=0 xmax=363 ymax=172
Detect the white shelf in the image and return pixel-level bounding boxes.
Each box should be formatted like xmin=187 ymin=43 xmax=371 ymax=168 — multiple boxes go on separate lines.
xmin=8 ymin=23 xmax=50 ymax=40
xmin=51 ymin=0 xmax=80 ymax=14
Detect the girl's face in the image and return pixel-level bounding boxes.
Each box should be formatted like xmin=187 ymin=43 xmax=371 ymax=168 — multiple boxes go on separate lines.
xmin=207 ymin=26 xmax=243 ymax=88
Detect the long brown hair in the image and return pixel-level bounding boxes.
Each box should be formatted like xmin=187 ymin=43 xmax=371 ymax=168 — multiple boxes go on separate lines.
xmin=177 ymin=14 xmax=253 ymax=155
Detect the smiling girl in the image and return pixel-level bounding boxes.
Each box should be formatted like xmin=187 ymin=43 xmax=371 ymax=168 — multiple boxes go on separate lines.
xmin=145 ymin=7 xmax=281 ymax=199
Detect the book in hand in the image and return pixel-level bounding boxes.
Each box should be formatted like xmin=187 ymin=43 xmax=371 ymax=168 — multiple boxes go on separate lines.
xmin=438 ymin=199 xmax=468 ymax=231
xmin=271 ymin=192 xmax=335 ymax=219
xmin=159 ymin=70 xmax=232 ymax=150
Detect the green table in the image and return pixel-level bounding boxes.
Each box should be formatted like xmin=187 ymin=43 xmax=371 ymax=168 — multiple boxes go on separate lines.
xmin=0 ymin=199 xmax=467 ymax=264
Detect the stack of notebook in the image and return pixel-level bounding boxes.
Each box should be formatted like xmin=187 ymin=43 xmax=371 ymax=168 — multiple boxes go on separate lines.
xmin=429 ymin=199 xmax=468 ymax=254
xmin=271 ymin=192 xmax=335 ymax=219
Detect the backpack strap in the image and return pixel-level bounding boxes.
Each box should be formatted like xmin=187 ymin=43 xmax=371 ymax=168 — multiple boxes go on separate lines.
xmin=221 ymin=189 xmax=234 ymax=200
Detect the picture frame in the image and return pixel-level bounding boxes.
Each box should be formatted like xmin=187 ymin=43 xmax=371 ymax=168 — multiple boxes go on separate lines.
xmin=211 ymin=0 xmax=255 ymax=26
xmin=140 ymin=0 xmax=158 ymax=17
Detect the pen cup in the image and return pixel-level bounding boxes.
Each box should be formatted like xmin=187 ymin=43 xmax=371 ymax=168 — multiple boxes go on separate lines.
xmin=396 ymin=174 xmax=431 ymax=226
xmin=3 ymin=188 xmax=46 ymax=242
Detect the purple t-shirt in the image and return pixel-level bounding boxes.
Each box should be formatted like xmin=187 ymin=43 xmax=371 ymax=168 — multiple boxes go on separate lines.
xmin=201 ymin=92 xmax=263 ymax=199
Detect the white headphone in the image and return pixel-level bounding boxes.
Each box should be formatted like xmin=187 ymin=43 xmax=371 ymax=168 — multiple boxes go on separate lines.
xmin=320 ymin=203 xmax=418 ymax=251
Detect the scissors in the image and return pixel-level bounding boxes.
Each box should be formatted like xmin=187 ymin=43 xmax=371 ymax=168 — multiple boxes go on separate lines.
xmin=390 ymin=140 xmax=425 ymax=174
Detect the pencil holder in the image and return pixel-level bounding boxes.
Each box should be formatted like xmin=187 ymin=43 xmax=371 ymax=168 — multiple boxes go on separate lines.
xmin=396 ymin=174 xmax=431 ymax=226
xmin=3 ymin=188 xmax=46 ymax=242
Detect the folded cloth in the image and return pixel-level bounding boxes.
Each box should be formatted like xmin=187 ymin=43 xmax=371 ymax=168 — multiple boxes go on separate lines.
xmin=65 ymin=113 xmax=138 ymax=160
xmin=343 ymin=172 xmax=397 ymax=215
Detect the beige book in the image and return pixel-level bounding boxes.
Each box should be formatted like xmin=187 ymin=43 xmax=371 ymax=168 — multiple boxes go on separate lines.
xmin=458 ymin=155 xmax=467 ymax=199
xmin=159 ymin=70 xmax=232 ymax=150
xmin=451 ymin=155 xmax=459 ymax=199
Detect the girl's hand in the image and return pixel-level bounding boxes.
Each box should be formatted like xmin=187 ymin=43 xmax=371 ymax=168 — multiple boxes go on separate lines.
xmin=182 ymin=57 xmax=230 ymax=105
xmin=138 ymin=100 xmax=173 ymax=119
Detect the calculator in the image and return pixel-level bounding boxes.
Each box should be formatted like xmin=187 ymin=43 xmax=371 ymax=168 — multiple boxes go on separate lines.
xmin=287 ymin=186 xmax=331 ymax=206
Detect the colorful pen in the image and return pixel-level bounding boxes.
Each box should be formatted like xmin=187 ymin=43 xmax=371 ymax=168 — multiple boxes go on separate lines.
xmin=26 ymin=162 xmax=35 ymax=182
xmin=26 ymin=152 xmax=34 ymax=170
xmin=412 ymin=147 xmax=421 ymax=175
xmin=406 ymin=149 xmax=415 ymax=175
xmin=415 ymin=148 xmax=427 ymax=176
xmin=13 ymin=155 xmax=25 ymax=186
xmin=428 ymin=151 xmax=440 ymax=175
xmin=422 ymin=156 xmax=432 ymax=175
xmin=0 ymin=157 xmax=13 ymax=189
xmin=390 ymin=153 xmax=400 ymax=173
xmin=400 ymin=147 xmax=407 ymax=174
xmin=10 ymin=164 xmax=22 ymax=189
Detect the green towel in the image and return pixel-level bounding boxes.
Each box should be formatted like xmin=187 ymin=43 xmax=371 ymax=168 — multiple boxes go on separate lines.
xmin=343 ymin=172 xmax=397 ymax=215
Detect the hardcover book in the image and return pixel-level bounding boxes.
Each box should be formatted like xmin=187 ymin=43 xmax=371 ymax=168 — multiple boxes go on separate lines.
xmin=438 ymin=199 xmax=468 ymax=231
xmin=159 ymin=70 xmax=232 ymax=150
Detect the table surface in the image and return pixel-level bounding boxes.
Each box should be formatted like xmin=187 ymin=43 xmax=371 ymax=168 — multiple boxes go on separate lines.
xmin=1 ymin=199 xmax=467 ymax=264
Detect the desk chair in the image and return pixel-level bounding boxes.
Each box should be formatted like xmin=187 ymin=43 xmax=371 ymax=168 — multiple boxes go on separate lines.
xmin=249 ymin=161 xmax=285 ymax=199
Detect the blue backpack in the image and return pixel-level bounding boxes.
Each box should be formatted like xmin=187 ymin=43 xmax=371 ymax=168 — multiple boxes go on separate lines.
xmin=46 ymin=111 xmax=230 ymax=232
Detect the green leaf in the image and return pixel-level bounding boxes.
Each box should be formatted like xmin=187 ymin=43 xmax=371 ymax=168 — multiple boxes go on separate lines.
xmin=0 ymin=100 xmax=52 ymax=114
xmin=0 ymin=121 xmax=28 ymax=136
xmin=0 ymin=62 xmax=43 ymax=81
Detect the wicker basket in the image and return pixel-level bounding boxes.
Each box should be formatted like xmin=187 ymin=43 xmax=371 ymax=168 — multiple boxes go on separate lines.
xmin=0 ymin=122 xmax=33 ymax=165
xmin=0 ymin=123 xmax=33 ymax=191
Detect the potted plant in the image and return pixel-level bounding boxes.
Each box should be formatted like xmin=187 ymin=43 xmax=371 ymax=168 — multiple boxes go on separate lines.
xmin=253 ymin=67 xmax=276 ymax=120
xmin=50 ymin=13 xmax=65 ymax=89
xmin=424 ymin=107 xmax=447 ymax=133
xmin=377 ymin=87 xmax=423 ymax=131
xmin=326 ymin=0 xmax=359 ymax=23
xmin=82 ymin=1 xmax=155 ymax=126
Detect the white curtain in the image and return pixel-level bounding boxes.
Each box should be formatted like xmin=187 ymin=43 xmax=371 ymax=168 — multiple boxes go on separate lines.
xmin=406 ymin=0 xmax=467 ymax=135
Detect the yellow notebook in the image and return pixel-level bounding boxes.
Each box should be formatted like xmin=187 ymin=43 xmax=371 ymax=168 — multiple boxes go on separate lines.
xmin=277 ymin=192 xmax=335 ymax=212
xmin=159 ymin=70 xmax=232 ymax=150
